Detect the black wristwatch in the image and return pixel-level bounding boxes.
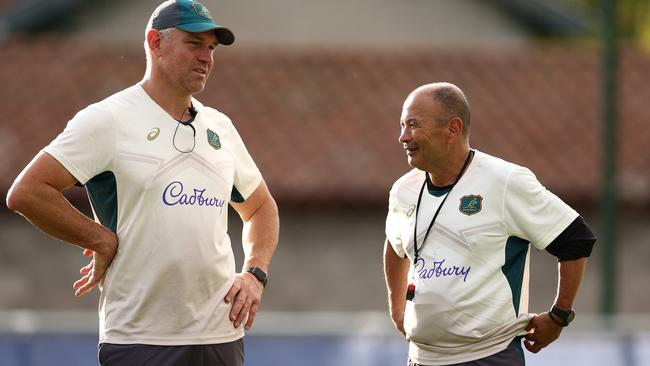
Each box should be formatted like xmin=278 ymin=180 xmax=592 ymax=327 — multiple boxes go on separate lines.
xmin=549 ymin=305 xmax=575 ymax=326
xmin=245 ymin=267 xmax=268 ymax=288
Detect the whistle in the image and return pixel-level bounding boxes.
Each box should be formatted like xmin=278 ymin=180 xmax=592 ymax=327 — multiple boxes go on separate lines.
xmin=406 ymin=283 xmax=416 ymax=301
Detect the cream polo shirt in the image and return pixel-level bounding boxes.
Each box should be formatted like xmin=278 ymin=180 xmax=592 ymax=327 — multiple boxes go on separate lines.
xmin=385 ymin=150 xmax=577 ymax=365
xmin=43 ymin=84 xmax=262 ymax=345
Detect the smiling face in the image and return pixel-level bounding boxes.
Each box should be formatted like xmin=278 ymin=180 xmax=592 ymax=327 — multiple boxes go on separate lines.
xmin=398 ymin=90 xmax=451 ymax=171
xmin=156 ymin=28 xmax=218 ymax=96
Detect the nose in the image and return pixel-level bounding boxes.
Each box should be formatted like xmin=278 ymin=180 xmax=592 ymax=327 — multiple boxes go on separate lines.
xmin=197 ymin=47 xmax=213 ymax=64
xmin=399 ymin=126 xmax=410 ymax=144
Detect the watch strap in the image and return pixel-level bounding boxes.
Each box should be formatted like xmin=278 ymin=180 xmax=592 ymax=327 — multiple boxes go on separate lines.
xmin=550 ymin=305 xmax=575 ymax=326
xmin=246 ymin=267 xmax=268 ymax=287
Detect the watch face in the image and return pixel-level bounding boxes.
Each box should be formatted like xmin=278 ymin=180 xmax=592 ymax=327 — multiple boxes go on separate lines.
xmin=551 ymin=306 xmax=575 ymax=326
xmin=566 ymin=310 xmax=576 ymax=323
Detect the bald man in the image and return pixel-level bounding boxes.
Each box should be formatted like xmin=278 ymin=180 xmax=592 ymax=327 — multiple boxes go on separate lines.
xmin=383 ymin=82 xmax=596 ymax=365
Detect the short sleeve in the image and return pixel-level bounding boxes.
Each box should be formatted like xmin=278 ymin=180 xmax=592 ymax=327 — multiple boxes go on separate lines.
xmin=385 ymin=185 xmax=407 ymax=258
xmin=504 ymin=167 xmax=578 ymax=250
xmin=42 ymin=103 xmax=116 ymax=185
xmin=227 ymin=121 xmax=262 ymax=202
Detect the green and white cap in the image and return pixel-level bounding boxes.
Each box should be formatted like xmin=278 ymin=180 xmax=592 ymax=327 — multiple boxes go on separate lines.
xmin=149 ymin=0 xmax=234 ymax=45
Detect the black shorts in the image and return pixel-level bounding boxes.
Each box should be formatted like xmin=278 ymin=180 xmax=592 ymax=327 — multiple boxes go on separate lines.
xmin=98 ymin=339 xmax=244 ymax=366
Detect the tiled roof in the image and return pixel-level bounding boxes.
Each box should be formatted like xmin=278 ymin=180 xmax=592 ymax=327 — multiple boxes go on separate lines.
xmin=1 ymin=36 xmax=648 ymax=206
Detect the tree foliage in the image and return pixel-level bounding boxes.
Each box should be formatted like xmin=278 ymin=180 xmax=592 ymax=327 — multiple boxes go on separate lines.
xmin=576 ymin=0 xmax=650 ymax=50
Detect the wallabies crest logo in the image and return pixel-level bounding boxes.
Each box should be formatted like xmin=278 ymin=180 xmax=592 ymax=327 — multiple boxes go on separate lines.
xmin=192 ymin=2 xmax=212 ymax=19
xmin=459 ymin=195 xmax=483 ymax=216
xmin=206 ymin=129 xmax=221 ymax=150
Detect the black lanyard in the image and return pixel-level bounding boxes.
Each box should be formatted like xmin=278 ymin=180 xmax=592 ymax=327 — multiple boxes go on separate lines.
xmin=412 ymin=150 xmax=474 ymax=264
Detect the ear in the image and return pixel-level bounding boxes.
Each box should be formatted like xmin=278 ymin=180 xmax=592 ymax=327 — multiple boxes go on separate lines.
xmin=446 ymin=116 xmax=464 ymax=141
xmin=146 ymin=29 xmax=163 ymax=57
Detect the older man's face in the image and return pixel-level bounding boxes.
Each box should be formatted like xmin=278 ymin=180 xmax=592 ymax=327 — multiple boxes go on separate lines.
xmin=398 ymin=92 xmax=449 ymax=171
xmin=158 ymin=28 xmax=218 ymax=96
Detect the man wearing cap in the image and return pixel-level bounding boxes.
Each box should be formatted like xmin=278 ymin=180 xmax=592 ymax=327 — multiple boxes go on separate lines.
xmin=6 ymin=1 xmax=279 ymax=365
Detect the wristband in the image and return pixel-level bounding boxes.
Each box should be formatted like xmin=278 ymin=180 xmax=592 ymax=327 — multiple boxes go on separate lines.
xmin=245 ymin=267 xmax=267 ymax=288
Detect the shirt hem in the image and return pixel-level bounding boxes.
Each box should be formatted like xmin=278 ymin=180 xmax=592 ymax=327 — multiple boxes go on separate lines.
xmin=407 ymin=314 xmax=531 ymax=365
xmin=535 ymin=210 xmax=579 ymax=250
xmin=99 ymin=331 xmax=245 ymax=346
xmin=409 ymin=338 xmax=513 ymax=365
xmin=42 ymin=148 xmax=90 ymax=184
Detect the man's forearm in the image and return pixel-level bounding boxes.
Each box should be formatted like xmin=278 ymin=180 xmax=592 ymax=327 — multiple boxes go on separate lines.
xmin=241 ymin=195 xmax=279 ymax=272
xmin=554 ymin=257 xmax=588 ymax=309
xmin=384 ymin=239 xmax=409 ymax=332
xmin=8 ymin=180 xmax=115 ymax=254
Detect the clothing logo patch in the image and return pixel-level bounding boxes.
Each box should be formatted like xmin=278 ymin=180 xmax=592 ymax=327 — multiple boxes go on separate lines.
xmin=147 ymin=127 xmax=160 ymax=141
xmin=206 ymin=128 xmax=221 ymax=150
xmin=459 ymin=195 xmax=483 ymax=216
xmin=192 ymin=2 xmax=212 ymax=19
xmin=406 ymin=204 xmax=416 ymax=218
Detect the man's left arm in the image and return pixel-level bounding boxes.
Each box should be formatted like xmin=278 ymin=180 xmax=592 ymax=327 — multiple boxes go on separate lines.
xmin=225 ymin=179 xmax=279 ymax=330
xmin=524 ymin=216 xmax=596 ymax=353
xmin=524 ymin=257 xmax=587 ymax=353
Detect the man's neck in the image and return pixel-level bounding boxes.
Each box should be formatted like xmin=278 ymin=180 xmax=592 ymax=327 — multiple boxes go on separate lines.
xmin=426 ymin=146 xmax=472 ymax=187
xmin=140 ymin=77 xmax=192 ymax=120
